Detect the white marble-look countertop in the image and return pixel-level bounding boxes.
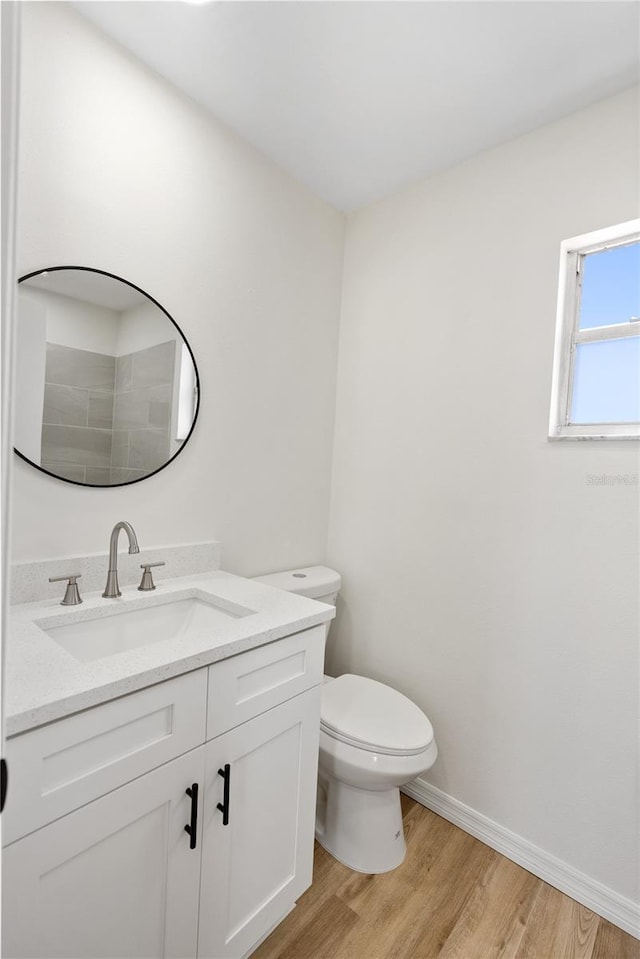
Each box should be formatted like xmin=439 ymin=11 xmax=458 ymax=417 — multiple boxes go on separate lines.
xmin=5 ymin=570 xmax=334 ymax=737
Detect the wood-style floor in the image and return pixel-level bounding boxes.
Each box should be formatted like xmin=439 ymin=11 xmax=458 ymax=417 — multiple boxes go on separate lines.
xmin=254 ymin=796 xmax=639 ymax=959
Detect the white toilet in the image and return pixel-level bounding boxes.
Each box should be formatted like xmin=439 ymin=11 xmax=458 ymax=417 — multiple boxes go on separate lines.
xmin=252 ymin=566 xmax=438 ymax=874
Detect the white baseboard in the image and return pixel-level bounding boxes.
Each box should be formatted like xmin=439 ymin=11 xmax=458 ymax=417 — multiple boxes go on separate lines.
xmin=402 ymin=777 xmax=640 ymax=940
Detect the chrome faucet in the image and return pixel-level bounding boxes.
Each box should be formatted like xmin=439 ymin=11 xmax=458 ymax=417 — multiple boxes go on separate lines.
xmin=102 ymin=521 xmax=140 ymax=598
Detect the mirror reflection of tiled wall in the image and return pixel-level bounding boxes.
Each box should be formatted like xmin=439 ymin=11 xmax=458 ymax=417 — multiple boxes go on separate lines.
xmin=41 ymin=340 xmax=175 ymax=484
xmin=41 ymin=344 xmax=116 ymax=484
xmin=112 ymin=340 xmax=175 ymax=483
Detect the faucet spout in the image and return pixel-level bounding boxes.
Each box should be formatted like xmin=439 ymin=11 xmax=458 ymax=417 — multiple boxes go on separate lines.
xmin=102 ymin=521 xmax=140 ymax=598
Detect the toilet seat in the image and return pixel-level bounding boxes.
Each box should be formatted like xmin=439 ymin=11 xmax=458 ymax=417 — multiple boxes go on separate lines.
xmin=320 ymin=674 xmax=434 ymax=757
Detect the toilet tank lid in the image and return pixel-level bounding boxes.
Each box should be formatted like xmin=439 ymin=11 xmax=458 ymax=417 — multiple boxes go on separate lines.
xmin=252 ymin=565 xmax=341 ymax=599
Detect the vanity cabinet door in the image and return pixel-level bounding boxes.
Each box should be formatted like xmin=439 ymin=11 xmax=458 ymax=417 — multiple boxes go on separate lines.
xmin=2 ymin=746 xmax=206 ymax=959
xmin=197 ymin=686 xmax=321 ymax=959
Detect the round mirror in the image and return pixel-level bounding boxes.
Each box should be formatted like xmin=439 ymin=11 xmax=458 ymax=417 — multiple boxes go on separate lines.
xmin=14 ymin=266 xmax=200 ymax=486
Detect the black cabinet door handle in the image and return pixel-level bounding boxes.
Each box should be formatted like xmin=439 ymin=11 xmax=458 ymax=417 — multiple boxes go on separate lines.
xmin=217 ymin=764 xmax=230 ymax=825
xmin=184 ymin=783 xmax=198 ymax=849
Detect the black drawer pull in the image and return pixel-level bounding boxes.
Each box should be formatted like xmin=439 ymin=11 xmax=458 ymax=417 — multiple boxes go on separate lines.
xmin=184 ymin=783 xmax=198 ymax=849
xmin=217 ymin=764 xmax=231 ymax=825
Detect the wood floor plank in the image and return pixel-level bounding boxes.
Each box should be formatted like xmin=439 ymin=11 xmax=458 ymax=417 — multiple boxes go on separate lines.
xmin=591 ymin=918 xmax=640 ymax=959
xmin=400 ymin=791 xmax=415 ymax=817
xmin=434 ymin=855 xmax=542 ymax=959
xmin=254 ymin=797 xmax=640 ymax=959
xmin=333 ymin=816 xmax=498 ymax=959
xmin=334 ymin=803 xmax=453 ymax=918
xmin=252 ymin=846 xmax=355 ymax=959
xmin=514 ymin=882 xmax=600 ymax=959
xmin=401 ymin=830 xmax=501 ymax=959
xmin=260 ymin=895 xmax=359 ymax=959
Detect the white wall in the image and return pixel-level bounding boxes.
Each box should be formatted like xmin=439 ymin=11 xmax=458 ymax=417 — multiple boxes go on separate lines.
xmin=13 ymin=0 xmax=639 ymax=922
xmin=13 ymin=2 xmax=344 ymax=569
xmin=19 ymin=287 xmax=120 ymax=354
xmin=116 ymin=299 xmax=178 ymax=356
xmin=327 ymin=89 xmax=640 ymax=904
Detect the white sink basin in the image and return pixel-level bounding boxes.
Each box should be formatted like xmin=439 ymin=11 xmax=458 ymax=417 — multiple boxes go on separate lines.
xmin=39 ymin=593 xmax=256 ymax=663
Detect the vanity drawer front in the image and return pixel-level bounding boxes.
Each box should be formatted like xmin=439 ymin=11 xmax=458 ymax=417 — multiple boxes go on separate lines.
xmin=3 ymin=669 xmax=207 ymax=845
xmin=206 ymin=625 xmax=325 ymax=739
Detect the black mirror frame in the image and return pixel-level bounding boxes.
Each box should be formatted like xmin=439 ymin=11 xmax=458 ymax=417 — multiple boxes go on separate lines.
xmin=14 ymin=265 xmax=201 ymax=488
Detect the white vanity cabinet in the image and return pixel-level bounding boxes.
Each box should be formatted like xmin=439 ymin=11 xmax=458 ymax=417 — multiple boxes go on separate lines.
xmin=3 ymin=747 xmax=206 ymax=959
xmin=198 ymin=686 xmax=321 ymax=958
xmin=2 ymin=624 xmax=325 ymax=959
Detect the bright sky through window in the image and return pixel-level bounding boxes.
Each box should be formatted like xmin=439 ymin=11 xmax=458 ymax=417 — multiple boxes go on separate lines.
xmin=579 ymin=242 xmax=640 ymax=329
xmin=549 ymin=221 xmax=640 ymax=439
xmin=571 ymin=239 xmax=640 ymax=425
xmin=572 ymin=337 xmax=640 ymax=423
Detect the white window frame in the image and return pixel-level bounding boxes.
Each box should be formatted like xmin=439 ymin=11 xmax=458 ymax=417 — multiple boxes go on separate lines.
xmin=176 ymin=342 xmax=197 ymax=443
xmin=549 ymin=218 xmax=640 ymax=440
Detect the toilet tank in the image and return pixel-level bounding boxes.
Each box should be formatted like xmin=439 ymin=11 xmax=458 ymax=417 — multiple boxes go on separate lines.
xmin=251 ymin=566 xmax=341 ymax=606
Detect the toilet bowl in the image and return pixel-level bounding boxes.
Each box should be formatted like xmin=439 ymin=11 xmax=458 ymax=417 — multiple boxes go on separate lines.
xmin=251 ymin=566 xmax=437 ymax=874
xmin=317 ymin=673 xmax=437 ymax=872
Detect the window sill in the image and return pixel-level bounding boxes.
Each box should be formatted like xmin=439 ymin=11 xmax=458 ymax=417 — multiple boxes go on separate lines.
xmin=548 ymin=425 xmax=640 ymax=440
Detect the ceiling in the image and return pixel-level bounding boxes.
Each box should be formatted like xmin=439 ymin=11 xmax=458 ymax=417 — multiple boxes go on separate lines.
xmin=22 ymin=271 xmax=145 ymax=311
xmin=73 ymin=1 xmax=639 ymax=212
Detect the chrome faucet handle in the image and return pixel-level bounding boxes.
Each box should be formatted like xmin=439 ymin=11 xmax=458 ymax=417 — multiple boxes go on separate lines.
xmin=138 ymin=562 xmax=165 ymax=592
xmin=49 ymin=574 xmax=83 ymax=606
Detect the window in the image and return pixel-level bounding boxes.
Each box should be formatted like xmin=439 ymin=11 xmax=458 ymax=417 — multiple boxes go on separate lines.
xmin=549 ymin=219 xmax=640 ymax=439
xmin=176 ymin=342 xmax=198 ymax=442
